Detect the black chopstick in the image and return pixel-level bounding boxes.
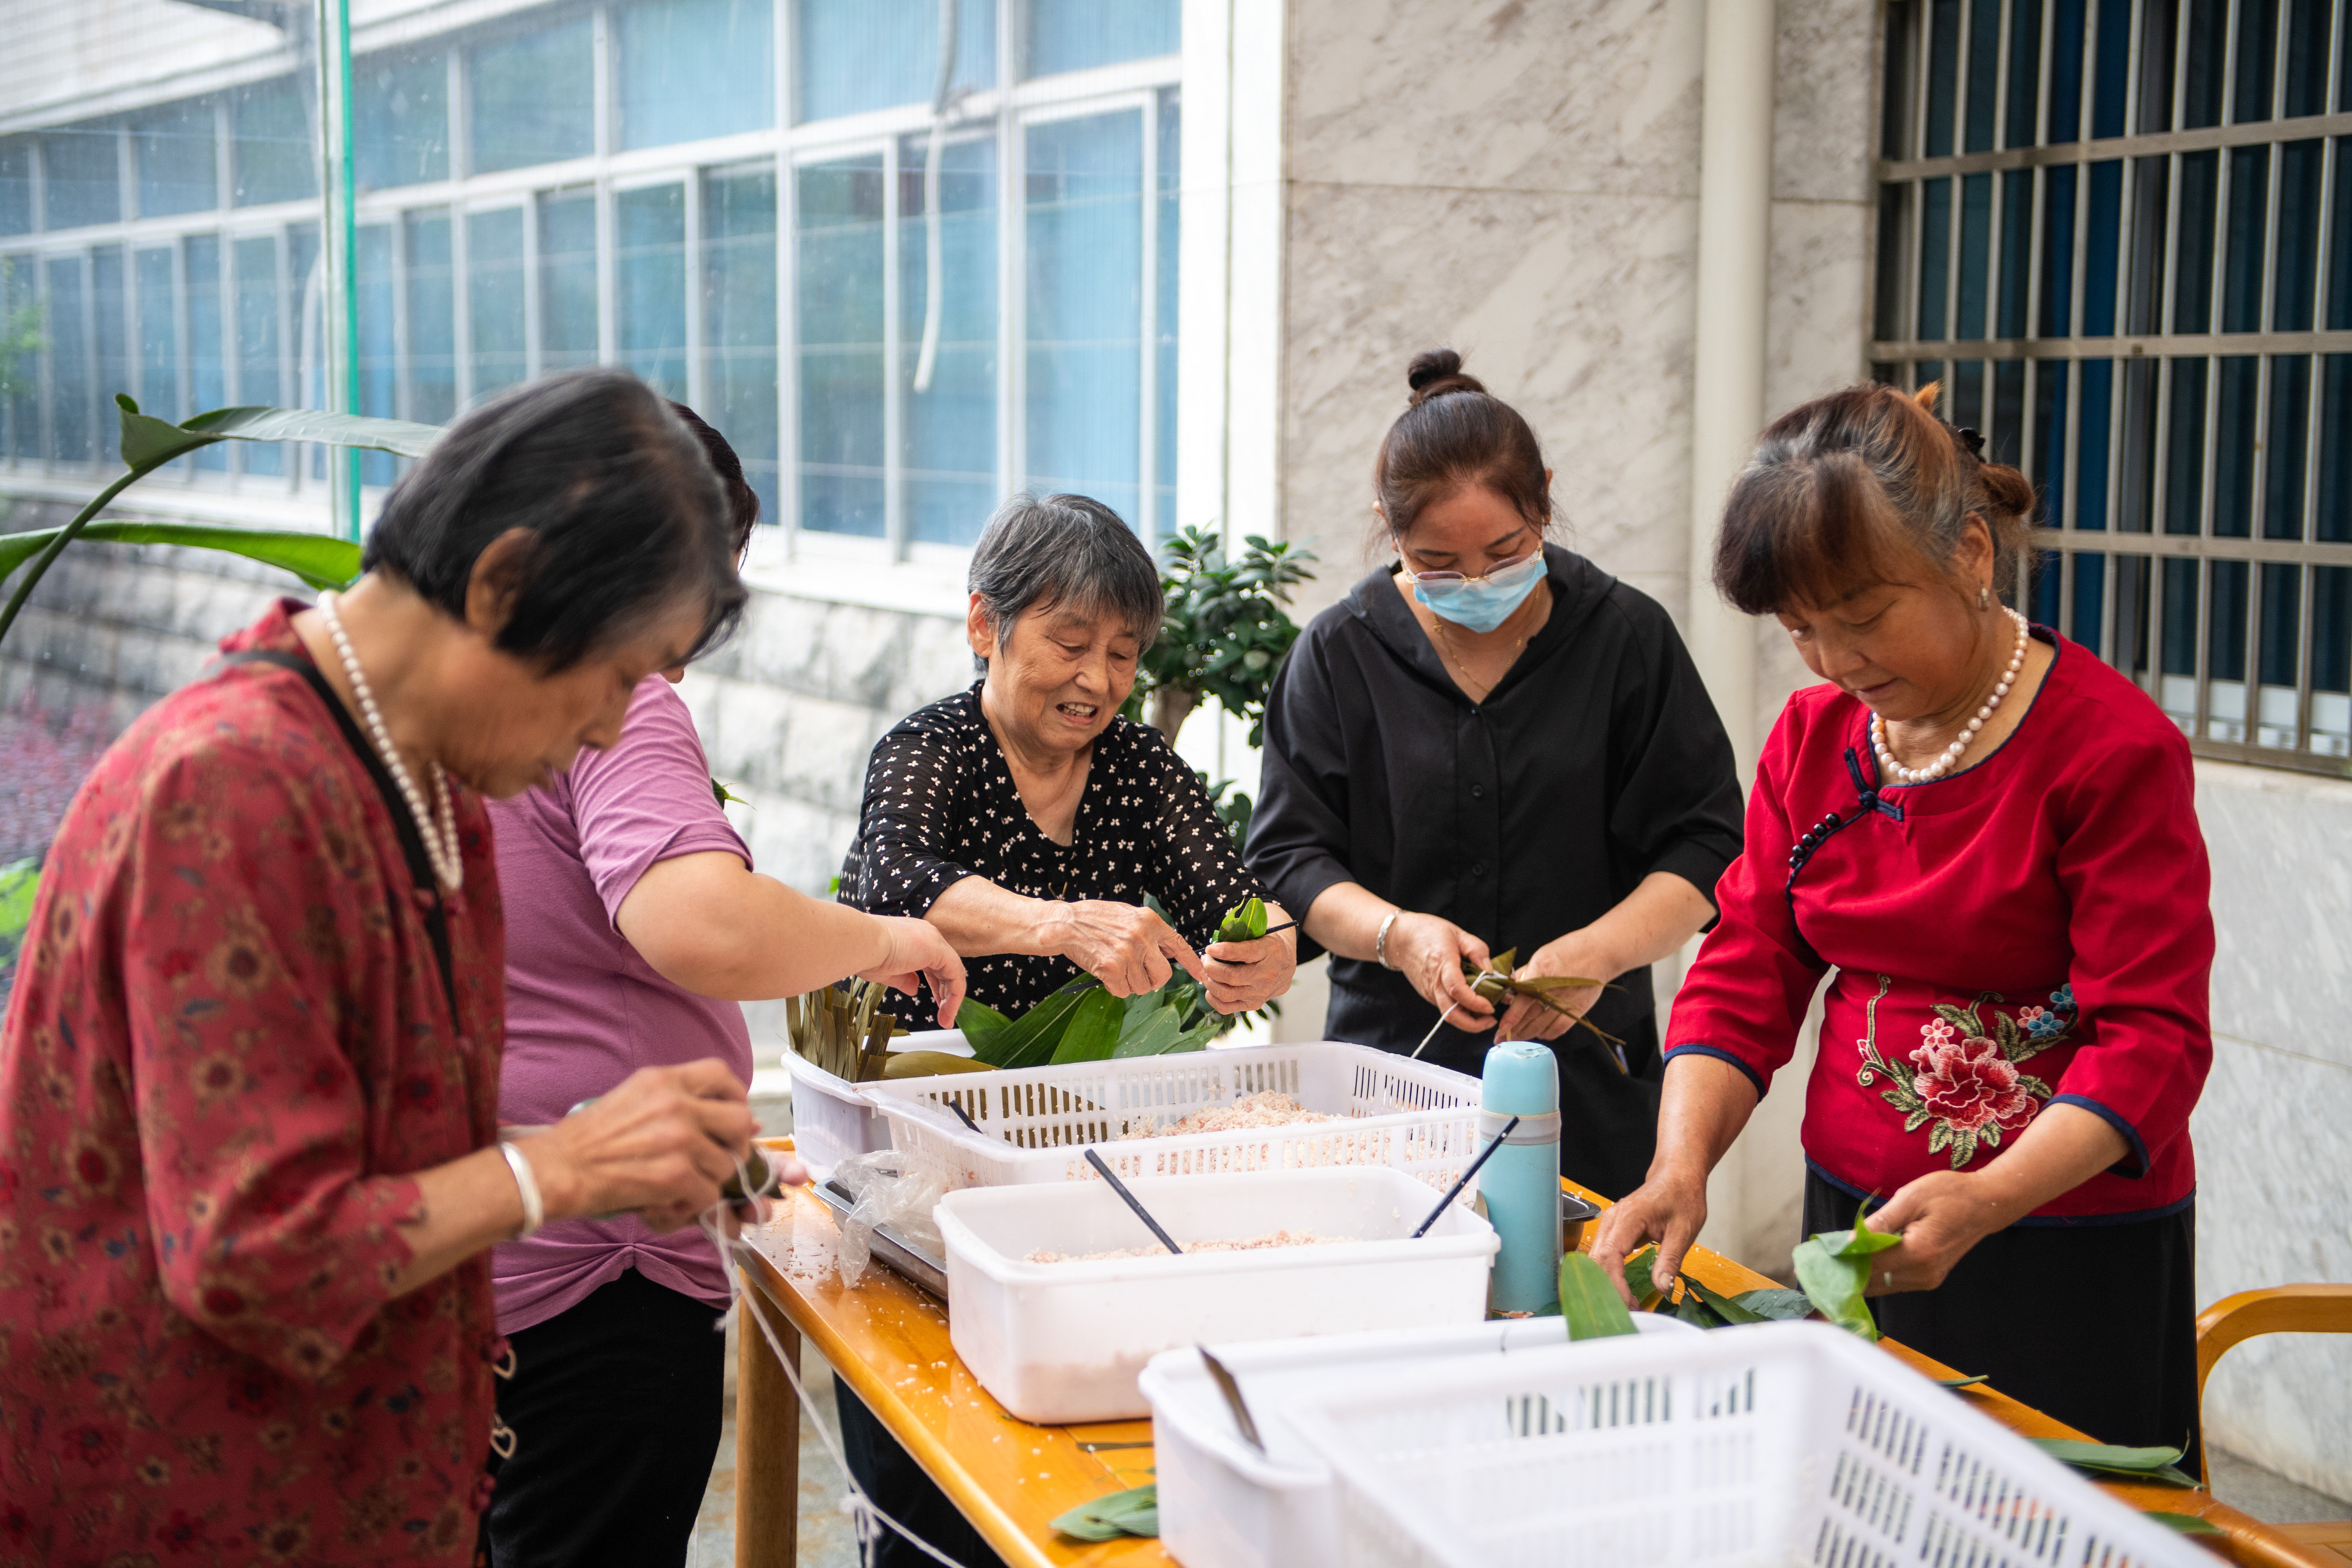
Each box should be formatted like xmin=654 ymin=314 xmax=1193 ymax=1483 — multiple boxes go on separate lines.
xmin=1410 ymin=1115 xmax=1519 ymax=1238
xmin=944 ymin=1098 xmax=983 ymax=1135
xmin=1083 ymin=1148 xmax=1185 ymax=1255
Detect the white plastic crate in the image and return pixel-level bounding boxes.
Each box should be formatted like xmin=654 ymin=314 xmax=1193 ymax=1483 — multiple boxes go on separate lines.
xmin=863 ymin=1041 xmax=1485 ymax=1198
xmin=1282 ymin=1320 xmax=2205 ymax=1568
xmin=779 ymin=1031 xmax=972 ymax=1181
xmin=1141 ymin=1316 xmax=1700 ymax=1568
xmin=936 ymin=1166 xmax=1497 ymax=1424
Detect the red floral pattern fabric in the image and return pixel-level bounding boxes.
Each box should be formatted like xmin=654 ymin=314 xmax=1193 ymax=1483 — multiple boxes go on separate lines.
xmin=0 ymin=600 xmax=506 ymax=1567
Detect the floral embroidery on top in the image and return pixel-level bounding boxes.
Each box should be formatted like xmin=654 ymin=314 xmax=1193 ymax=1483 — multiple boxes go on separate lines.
xmin=1855 ymin=977 xmax=2079 ymax=1168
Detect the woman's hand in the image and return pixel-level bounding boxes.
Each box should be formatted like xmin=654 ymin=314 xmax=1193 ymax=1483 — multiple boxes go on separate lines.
xmin=527 ymin=1059 xmax=758 ymax=1233
xmin=1384 ymin=912 xmax=1497 ymax=1026
xmin=1202 ymin=909 xmax=1299 ymax=1014
xmin=1046 ymin=899 xmax=1206 ymax=997
xmin=858 ymin=915 xmax=968 ymax=1027
xmin=1494 ymin=928 xmax=1616 ymax=1041
xmin=1587 ymin=1163 xmax=1711 ymax=1305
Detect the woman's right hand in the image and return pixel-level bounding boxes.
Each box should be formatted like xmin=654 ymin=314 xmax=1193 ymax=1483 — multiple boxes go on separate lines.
xmin=1587 ymin=1165 xmax=1711 ymax=1306
xmin=529 ymin=1059 xmax=757 ymax=1233
xmin=1046 ymin=899 xmax=1205 ymax=996
xmin=1383 ymin=912 xmax=1498 ymax=1024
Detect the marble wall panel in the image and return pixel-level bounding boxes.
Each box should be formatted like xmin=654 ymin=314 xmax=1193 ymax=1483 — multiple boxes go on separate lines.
xmin=1286 ymin=0 xmax=1705 ymax=199
xmin=2197 ymin=764 xmax=2352 ymax=1070
xmin=1772 ymin=0 xmax=1881 ymax=204
xmin=1279 ymin=181 xmax=1701 ymax=622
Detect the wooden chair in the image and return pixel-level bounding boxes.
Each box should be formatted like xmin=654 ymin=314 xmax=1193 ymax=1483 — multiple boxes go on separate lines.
xmin=2197 ymin=1284 xmax=2352 ymax=1565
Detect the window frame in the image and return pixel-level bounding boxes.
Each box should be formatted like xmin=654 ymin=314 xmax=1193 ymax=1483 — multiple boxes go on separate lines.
xmin=1872 ymin=0 xmax=2352 ymax=778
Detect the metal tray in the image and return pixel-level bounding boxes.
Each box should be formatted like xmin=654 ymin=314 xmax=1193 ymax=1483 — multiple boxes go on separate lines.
xmin=808 ymin=1178 xmax=950 ymax=1301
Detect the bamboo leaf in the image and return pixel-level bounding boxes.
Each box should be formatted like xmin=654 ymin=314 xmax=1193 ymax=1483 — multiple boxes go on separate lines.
xmin=1559 ymin=1252 xmax=1639 ymax=1340
xmin=1110 ymin=1004 xmax=1183 ymax=1059
xmin=1682 ymin=1275 xmax=1768 ymax=1325
xmin=2145 ymin=1513 xmax=2224 ymax=1535
xmin=1937 ymin=1374 xmax=1990 ymax=1388
xmin=1674 ymin=1292 xmax=1726 ymax=1329
xmin=1620 ymin=1244 xmax=1664 ymax=1308
xmin=1792 ymin=1236 xmax=1878 ymax=1341
xmin=2028 ymin=1439 xmax=2200 ymax=1488
xmin=1819 ymin=1199 xmax=1903 ymax=1259
xmin=968 ymin=981 xmax=1093 ymax=1069
xmin=1051 ymin=1483 xmax=1159 ymax=1541
xmin=1731 ymin=1287 xmax=1814 ymax=1321
xmin=952 ymin=999 xmax=1010 ymax=1041
xmin=1048 ymin=987 xmax=1126 ymax=1065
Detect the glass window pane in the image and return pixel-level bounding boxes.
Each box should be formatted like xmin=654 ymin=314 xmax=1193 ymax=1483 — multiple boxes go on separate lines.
xmin=1918 ymin=176 xmax=1951 ymax=340
xmin=2164 ymin=357 xmax=2207 ymax=535
xmin=2135 ymin=0 xmax=2178 ymax=134
xmin=2158 ymin=555 xmax=2199 ymax=727
xmin=2082 ymin=158 xmax=2121 ymax=334
xmin=356 ymin=224 xmax=397 ymax=485
xmin=621 ymin=0 xmax=774 ymax=150
xmin=2079 ymin=357 xmax=2114 ymax=529
xmin=900 ymin=133 xmax=997 ymax=547
xmin=1924 ymin=0 xmax=1959 ymax=157
xmin=1993 ymin=359 xmax=2025 ymax=467
xmin=288 ymin=222 xmax=321 ymax=438
xmin=2172 ymin=149 xmax=2219 ymax=332
xmin=406 ymin=210 xmax=457 ymax=426
xmin=1956 ymin=172 xmax=1990 ymax=339
xmin=1962 ymin=0 xmax=1998 ymax=153
xmin=2034 ymin=548 xmax=2062 ymax=629
xmin=2183 ymin=0 xmax=2229 ymax=128
xmin=2115 ymin=551 xmax=2154 ymax=679
xmin=1025 ymin=110 xmax=1143 ymax=523
xmin=2208 ymin=558 xmax=2250 ymax=740
xmin=3 ymin=256 xmax=37 ymax=458
xmin=231 ymin=79 xmax=316 ymax=207
xmin=0 ymin=140 xmax=30 ymax=237
xmin=2283 ymin=0 xmax=2333 ymax=118
xmin=1025 ymin=0 xmax=1179 ymax=78
xmin=796 ymin=155 xmax=887 ymax=536
xmin=795 ymin=0 xmax=994 ymax=125
xmin=2331 ymin=138 xmax=2352 ymax=330
xmin=2223 ymin=146 xmax=2271 ymax=332
xmin=2124 ymin=155 xmax=2168 ymax=334
xmin=2319 ymin=354 xmax=2352 ymax=542
xmin=2034 ymin=359 xmax=2069 ymax=527
xmin=470 ymin=19 xmax=594 ymax=174
xmin=355 ymin=49 xmax=450 ymax=191
xmin=539 ymin=191 xmax=599 ymax=374
xmin=132 ymin=100 xmax=217 ymax=218
xmin=467 ymin=207 xmax=527 ymax=401
xmin=1952 ymin=357 xmax=1986 ymax=430
xmin=2005 ymin=0 xmax=2044 ymax=148
xmin=2273 ymin=139 xmax=2323 ymax=331
xmin=2265 ymin=355 xmax=2311 ymax=539
xmin=185 ymin=234 xmax=226 ymax=469
xmin=2073 ymin=551 xmax=2107 ymax=653
xmin=45 ymin=125 xmax=122 ymax=229
xmin=2256 ymin=561 xmax=2300 ymax=746
xmin=234 ymin=237 xmax=281 ymax=475
xmin=2039 ymin=163 xmax=2076 ymax=336
xmin=2233 ymin=0 xmax=2280 ymax=124
xmin=136 ymin=246 xmax=178 ymax=422
xmin=44 ymin=258 xmax=87 ymax=462
xmin=1996 ymin=171 xmax=2031 ymax=339
xmin=2091 ymin=0 xmax=2131 ymax=137
xmin=93 ymin=245 xmax=128 ymax=446
xmin=2048 ymin=0 xmax=2088 ymax=144
xmin=618 ymin=183 xmax=688 ymax=398
xmin=2314 ymin=566 xmax=2351 ymax=754
xmin=2118 ymin=357 xmax=2158 ymax=531
xmin=2213 ymin=355 xmax=2259 ymax=536
xmin=1884 ymin=0 xmax=1916 ymax=159
xmin=703 ymin=166 xmax=779 ymax=526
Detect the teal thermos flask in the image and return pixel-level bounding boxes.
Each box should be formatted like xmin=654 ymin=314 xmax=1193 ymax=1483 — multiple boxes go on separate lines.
xmin=1481 ymin=1040 xmax=1562 ymax=1314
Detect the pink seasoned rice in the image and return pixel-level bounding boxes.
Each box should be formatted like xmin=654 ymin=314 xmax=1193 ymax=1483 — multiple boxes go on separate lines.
xmin=1026 ymin=1229 xmax=1343 ymax=1263
xmin=1129 ymin=1090 xmax=1334 ymax=1139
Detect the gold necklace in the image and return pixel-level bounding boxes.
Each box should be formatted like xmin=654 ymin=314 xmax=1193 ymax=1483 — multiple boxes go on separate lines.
xmin=1426 ymin=591 xmax=1544 ymax=702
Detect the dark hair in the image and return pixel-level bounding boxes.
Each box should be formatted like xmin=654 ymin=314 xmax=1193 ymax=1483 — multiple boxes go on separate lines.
xmin=668 ymin=400 xmax=760 ymax=556
xmin=362 ymin=368 xmax=746 ymax=671
xmin=967 ymin=493 xmax=1163 ymax=662
xmin=1713 ymin=382 xmax=2038 ymax=615
xmin=1373 ymin=349 xmax=1554 ymax=541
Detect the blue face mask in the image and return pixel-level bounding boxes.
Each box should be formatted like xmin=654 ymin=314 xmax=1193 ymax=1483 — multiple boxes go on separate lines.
xmin=1409 ymin=550 xmax=1547 ymax=634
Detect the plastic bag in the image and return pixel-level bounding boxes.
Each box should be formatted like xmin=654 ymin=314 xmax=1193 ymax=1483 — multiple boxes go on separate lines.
xmin=828 ymin=1149 xmax=948 ymax=1288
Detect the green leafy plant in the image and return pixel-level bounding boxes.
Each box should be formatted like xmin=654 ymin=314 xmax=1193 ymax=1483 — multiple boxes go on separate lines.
xmin=1127 ymin=525 xmax=1315 ymax=746
xmin=0 ymin=857 xmax=38 ymax=974
xmin=0 ymin=396 xmax=442 ymax=650
xmin=1051 ymin=1482 xmax=1158 ymax=1541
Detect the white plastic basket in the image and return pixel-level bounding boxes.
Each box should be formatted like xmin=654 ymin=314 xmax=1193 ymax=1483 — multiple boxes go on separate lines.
xmin=1282 ymin=1320 xmax=2205 ymax=1568
xmin=779 ymin=1032 xmax=973 ymax=1182
xmin=1141 ymin=1316 xmax=1700 ymax=1568
xmin=936 ymin=1166 xmax=1498 ymax=1424
xmin=863 ymin=1041 xmax=1485 ymax=1198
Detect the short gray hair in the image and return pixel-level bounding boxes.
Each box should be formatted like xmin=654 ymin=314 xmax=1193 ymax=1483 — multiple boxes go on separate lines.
xmin=968 ymin=494 xmax=1164 ymax=661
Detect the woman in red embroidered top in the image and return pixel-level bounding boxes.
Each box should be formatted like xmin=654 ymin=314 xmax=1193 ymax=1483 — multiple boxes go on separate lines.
xmin=1592 ymin=384 xmax=2213 ymax=1456
xmin=0 ymin=369 xmax=780 ymax=1566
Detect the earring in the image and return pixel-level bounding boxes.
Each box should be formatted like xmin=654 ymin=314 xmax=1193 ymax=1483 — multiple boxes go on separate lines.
xmin=1978 ymin=586 xmax=1991 ymax=609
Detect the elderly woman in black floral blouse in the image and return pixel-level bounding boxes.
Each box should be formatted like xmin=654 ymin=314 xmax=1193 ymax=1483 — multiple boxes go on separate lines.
xmin=844 ymin=492 xmax=1297 ymax=1022
xmin=835 ymin=493 xmax=1296 ymax=1568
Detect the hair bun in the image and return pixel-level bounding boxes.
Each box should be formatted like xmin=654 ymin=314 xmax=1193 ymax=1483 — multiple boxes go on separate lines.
xmin=1407 ymin=348 xmax=1486 ymax=406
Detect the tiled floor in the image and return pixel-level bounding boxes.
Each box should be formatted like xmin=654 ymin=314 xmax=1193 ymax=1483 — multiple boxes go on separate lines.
xmin=2210 ymin=1446 xmax=2352 ymax=1526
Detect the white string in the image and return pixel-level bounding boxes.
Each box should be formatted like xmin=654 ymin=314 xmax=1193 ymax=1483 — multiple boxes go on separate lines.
xmin=698 ymin=1157 xmax=975 ymax=1568
xmin=1411 ymin=1002 xmax=1462 ymax=1059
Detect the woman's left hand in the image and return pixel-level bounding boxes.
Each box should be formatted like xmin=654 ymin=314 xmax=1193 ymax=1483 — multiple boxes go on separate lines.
xmin=1202 ymin=918 xmax=1298 ymax=1015
xmin=1494 ymin=929 xmax=1617 ymax=1041
xmin=1854 ymin=1171 xmax=2009 ymax=1294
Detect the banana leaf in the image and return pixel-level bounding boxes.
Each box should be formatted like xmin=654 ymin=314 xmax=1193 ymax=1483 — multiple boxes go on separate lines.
xmin=0 ymin=521 xmax=359 ymax=592
xmin=1050 ymin=988 xmax=1128 ymax=1064
xmin=1051 ymin=1483 xmax=1159 ymax=1541
xmin=1559 ymin=1252 xmax=1638 ymax=1340
xmin=967 ymin=980 xmax=1096 ymax=1069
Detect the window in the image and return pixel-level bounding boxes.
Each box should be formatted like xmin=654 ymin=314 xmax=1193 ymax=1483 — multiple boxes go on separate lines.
xmin=0 ymin=0 xmax=1183 ymax=564
xmin=1874 ymin=0 xmax=2352 ymax=773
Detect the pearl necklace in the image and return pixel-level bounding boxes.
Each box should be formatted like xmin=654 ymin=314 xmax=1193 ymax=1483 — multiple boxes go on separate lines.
xmin=316 ymin=591 xmax=464 ymax=890
xmin=1871 ymin=607 xmax=2029 ymax=785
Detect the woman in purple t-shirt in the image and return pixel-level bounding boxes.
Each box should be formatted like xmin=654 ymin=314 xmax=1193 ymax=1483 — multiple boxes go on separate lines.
xmin=479 ymin=408 xmax=965 ymax=1568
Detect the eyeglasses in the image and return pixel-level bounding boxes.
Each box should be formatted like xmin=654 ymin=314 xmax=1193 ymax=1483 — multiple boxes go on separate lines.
xmin=1397 ymin=549 xmax=1544 ymax=591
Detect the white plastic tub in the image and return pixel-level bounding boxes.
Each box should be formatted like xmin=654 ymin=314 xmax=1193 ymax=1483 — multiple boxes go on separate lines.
xmin=935 ymin=1166 xmax=1497 ymax=1424
xmin=1141 ymin=1315 xmax=1699 ymax=1568
xmin=781 ymin=1030 xmax=971 ymax=1181
xmin=1282 ymin=1320 xmax=2206 ymax=1568
xmin=866 ymin=1040 xmax=1485 ymax=1198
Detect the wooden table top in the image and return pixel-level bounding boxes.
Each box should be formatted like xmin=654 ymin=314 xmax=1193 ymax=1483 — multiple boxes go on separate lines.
xmin=735 ymin=1162 xmax=2325 ymax=1568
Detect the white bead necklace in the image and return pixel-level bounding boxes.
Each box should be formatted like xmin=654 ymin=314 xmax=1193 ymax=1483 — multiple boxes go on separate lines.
xmin=316 ymin=591 xmax=464 ymax=890
xmin=1871 ymin=606 xmax=2030 ymax=786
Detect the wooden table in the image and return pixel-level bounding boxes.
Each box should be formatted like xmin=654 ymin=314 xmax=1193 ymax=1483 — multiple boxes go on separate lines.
xmin=733 ymin=1152 xmax=2327 ymax=1568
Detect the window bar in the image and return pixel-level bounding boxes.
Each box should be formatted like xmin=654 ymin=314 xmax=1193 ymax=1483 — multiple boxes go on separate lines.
xmin=2296 ymin=527 xmax=2318 ymax=751
xmin=172 ymin=238 xmax=191 ymax=479
xmin=2121 ymin=0 xmax=2147 ymax=150
xmin=882 ymin=134 xmax=906 ymax=561
xmin=447 ymin=52 xmax=475 ymax=413
xmin=771 ymin=0 xmax=797 ymax=542
xmin=1958 ymin=0 xmax=1977 ymax=155
xmin=995 ymin=0 xmax=1018 ymax=509
xmin=523 ymin=199 xmax=544 ymax=384
xmin=1908 ymin=0 xmax=1930 ymax=170
xmin=275 ymin=230 xmax=297 ymax=493
xmin=591 ymin=9 xmax=617 ymax=369
xmin=594 ymin=180 xmax=617 ymax=370
xmin=2222 ymin=0 xmax=2245 ymax=128
xmin=681 ymin=174 xmax=706 ymax=416
xmin=1992 ymin=0 xmax=2013 ymax=155
xmin=592 ymin=5 xmax=615 ymax=162
xmin=1138 ymin=91 xmax=1161 ymax=541
xmin=2299 ymin=147 xmax=2338 ymax=746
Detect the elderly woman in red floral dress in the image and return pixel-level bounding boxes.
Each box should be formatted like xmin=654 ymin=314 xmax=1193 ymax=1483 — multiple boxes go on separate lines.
xmin=0 ymin=370 xmax=830 ymax=1566
xmin=1593 ymin=384 xmax=2213 ymax=1459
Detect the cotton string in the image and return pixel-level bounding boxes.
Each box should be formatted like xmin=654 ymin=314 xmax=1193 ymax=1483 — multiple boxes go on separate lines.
xmin=697 ymin=1158 xmax=973 ymax=1568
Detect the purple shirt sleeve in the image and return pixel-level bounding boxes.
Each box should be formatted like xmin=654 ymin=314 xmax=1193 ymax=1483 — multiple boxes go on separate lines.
xmin=565 ymin=676 xmax=752 ymax=928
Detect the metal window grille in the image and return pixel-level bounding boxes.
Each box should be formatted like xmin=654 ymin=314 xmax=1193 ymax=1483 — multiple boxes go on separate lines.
xmin=1874 ymin=0 xmax=2352 ymax=776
